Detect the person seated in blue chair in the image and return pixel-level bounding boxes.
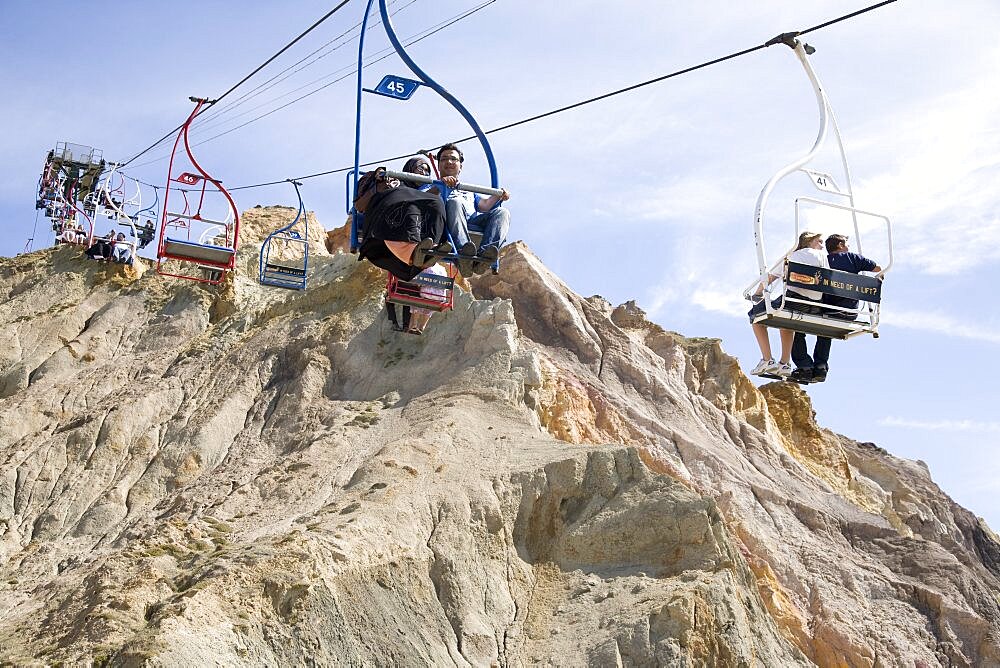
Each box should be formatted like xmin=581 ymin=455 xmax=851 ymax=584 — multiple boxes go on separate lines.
xmin=400 ymin=157 xmax=432 ymax=188
xmin=435 ymin=143 xmax=510 ymax=276
xmin=138 ymin=220 xmax=155 ymax=249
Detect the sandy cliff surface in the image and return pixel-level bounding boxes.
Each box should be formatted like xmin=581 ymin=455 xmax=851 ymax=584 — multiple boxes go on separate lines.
xmin=1 ymin=208 xmax=998 ymax=666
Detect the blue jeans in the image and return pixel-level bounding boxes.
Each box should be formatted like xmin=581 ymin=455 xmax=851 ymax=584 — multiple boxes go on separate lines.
xmin=445 ymin=199 xmax=510 ymax=250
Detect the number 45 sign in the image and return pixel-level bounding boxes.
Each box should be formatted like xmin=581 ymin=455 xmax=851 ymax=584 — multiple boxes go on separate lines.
xmin=365 ymin=75 xmax=422 ymax=101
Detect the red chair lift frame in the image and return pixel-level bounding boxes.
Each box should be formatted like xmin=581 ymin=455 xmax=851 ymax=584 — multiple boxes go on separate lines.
xmin=156 ymin=97 xmax=241 ymax=285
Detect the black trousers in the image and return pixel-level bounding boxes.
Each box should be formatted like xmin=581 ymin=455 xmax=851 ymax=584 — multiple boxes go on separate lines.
xmin=791 ymin=334 xmax=832 ymax=369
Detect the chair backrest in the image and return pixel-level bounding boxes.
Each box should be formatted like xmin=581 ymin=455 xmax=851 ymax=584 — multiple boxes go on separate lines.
xmin=785 ymin=261 xmax=882 ymax=305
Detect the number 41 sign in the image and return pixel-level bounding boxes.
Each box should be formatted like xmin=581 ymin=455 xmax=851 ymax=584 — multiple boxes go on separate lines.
xmin=366 ymin=75 xmax=422 ymax=101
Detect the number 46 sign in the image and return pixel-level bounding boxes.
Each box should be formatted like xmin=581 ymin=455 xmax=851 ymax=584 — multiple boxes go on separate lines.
xmin=365 ymin=75 xmax=422 ymax=101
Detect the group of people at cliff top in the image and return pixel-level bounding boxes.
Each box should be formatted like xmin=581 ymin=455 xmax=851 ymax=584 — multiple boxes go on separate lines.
xmin=55 ymin=219 xmax=88 ymax=245
xmin=84 ymin=231 xmax=135 ymax=266
xmin=354 ymin=143 xmax=511 ymax=282
xmin=748 ymin=230 xmax=881 ymax=383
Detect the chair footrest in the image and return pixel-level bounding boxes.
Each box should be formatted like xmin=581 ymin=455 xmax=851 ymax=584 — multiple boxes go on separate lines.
xmin=264 ymin=263 xmax=306 ymax=276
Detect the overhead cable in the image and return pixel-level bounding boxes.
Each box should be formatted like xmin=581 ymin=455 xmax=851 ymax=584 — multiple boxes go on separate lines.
xmin=227 ymin=0 xmax=899 ymax=191
xmin=194 ymin=0 xmax=497 ymax=149
xmin=126 ymin=0 xmax=497 ymax=171
xmin=196 ymin=0 xmax=419 ymax=128
xmin=190 ymin=0 xmax=424 ymax=137
xmin=121 ymin=0 xmax=352 ymax=168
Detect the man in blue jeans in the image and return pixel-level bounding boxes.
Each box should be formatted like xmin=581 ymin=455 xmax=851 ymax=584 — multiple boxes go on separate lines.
xmin=791 ymin=234 xmax=881 ymax=383
xmin=436 ymin=143 xmax=510 ymax=276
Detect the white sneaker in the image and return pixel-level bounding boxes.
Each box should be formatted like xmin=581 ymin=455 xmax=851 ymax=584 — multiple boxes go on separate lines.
xmin=751 ymin=359 xmax=774 ymax=375
xmin=774 ymin=362 xmax=793 ymax=378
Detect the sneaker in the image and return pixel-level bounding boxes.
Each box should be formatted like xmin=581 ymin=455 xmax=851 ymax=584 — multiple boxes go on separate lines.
xmin=751 ymin=359 xmax=775 ymax=375
xmin=812 ymin=364 xmax=828 ymax=382
xmin=478 ymin=245 xmax=500 ymax=264
xmin=790 ymin=367 xmax=814 ymax=383
xmin=774 ymin=362 xmax=793 ymax=378
xmin=457 ymin=241 xmax=477 ymax=276
xmin=458 ymin=241 xmax=477 ymax=257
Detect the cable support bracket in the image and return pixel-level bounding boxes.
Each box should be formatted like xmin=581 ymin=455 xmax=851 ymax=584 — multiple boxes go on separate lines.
xmin=765 ymin=32 xmax=815 ymax=53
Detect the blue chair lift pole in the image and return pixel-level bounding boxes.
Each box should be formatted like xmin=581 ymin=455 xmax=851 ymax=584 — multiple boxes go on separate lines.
xmin=350 ymin=0 xmax=506 ymax=262
xmin=136 ymin=184 xmax=159 ymax=224
xmin=349 ymin=0 xmax=376 ymax=253
xmin=742 ymin=35 xmax=893 ymax=340
xmin=377 ymin=0 xmax=498 ymax=189
xmin=259 ymin=180 xmax=309 ymax=290
xmin=132 ymin=184 xmax=159 ymax=251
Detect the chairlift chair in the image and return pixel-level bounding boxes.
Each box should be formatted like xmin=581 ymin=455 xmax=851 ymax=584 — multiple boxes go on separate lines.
xmin=742 ymin=35 xmax=893 ymax=341
xmin=385 ymin=264 xmax=457 ymax=313
xmin=94 ymin=165 xmax=140 ymax=261
xmin=156 ymin=97 xmax=241 ymax=286
xmin=349 ymin=0 xmax=508 ymax=284
xmin=259 ymin=180 xmax=309 ymax=290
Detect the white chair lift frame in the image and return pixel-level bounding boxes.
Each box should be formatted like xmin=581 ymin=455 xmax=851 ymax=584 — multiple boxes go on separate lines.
xmin=742 ymin=37 xmax=893 ymax=340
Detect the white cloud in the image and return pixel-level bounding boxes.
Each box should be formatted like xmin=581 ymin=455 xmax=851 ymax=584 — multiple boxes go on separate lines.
xmin=883 ymin=308 xmax=1000 ymax=345
xmin=853 ymin=62 xmax=1000 ymax=275
xmin=690 ymin=288 xmax=749 ymax=318
xmin=879 ymin=417 xmax=1000 ymax=434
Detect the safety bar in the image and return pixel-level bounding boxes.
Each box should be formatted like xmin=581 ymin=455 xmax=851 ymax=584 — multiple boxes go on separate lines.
xmin=381 ymin=169 xmax=504 ymax=197
xmin=164 ymin=211 xmax=230 ymax=227
xmin=795 ymin=197 xmax=893 ymax=276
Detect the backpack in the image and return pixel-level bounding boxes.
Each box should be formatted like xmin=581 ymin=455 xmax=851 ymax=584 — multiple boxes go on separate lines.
xmin=353 ymin=167 xmax=400 ymax=213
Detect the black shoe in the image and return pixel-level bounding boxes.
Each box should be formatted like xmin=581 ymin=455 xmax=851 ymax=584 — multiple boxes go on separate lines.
xmin=471 ymin=246 xmax=497 ymax=275
xmin=812 ymin=365 xmax=828 ymax=382
xmin=410 ymin=238 xmax=436 ymax=268
xmin=790 ymin=367 xmax=814 ymax=383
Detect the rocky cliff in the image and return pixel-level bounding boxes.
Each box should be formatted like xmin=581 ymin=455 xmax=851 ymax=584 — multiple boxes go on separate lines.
xmin=1 ymin=208 xmax=998 ymax=667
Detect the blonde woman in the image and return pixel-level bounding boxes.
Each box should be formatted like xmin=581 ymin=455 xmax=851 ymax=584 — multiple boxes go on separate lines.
xmin=748 ymin=231 xmax=829 ymax=377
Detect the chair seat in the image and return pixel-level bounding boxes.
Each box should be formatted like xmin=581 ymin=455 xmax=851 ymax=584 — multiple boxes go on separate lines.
xmin=752 ymin=309 xmax=871 ymax=339
xmin=163 ymin=237 xmax=235 ymax=265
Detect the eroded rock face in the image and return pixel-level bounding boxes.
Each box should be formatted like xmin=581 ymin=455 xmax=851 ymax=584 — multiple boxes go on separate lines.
xmin=0 ymin=223 xmax=997 ymax=666
xmin=471 ymin=241 xmax=1000 ymax=666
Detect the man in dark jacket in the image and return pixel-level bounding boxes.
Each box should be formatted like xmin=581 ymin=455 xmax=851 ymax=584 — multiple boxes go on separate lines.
xmin=791 ymin=234 xmax=882 ymax=382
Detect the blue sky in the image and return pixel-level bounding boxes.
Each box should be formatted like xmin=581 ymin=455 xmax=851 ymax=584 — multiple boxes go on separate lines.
xmin=2 ymin=1 xmax=998 ymax=528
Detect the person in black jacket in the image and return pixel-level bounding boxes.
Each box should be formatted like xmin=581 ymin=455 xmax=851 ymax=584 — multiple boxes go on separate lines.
xmin=354 ymin=168 xmax=451 ymax=280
